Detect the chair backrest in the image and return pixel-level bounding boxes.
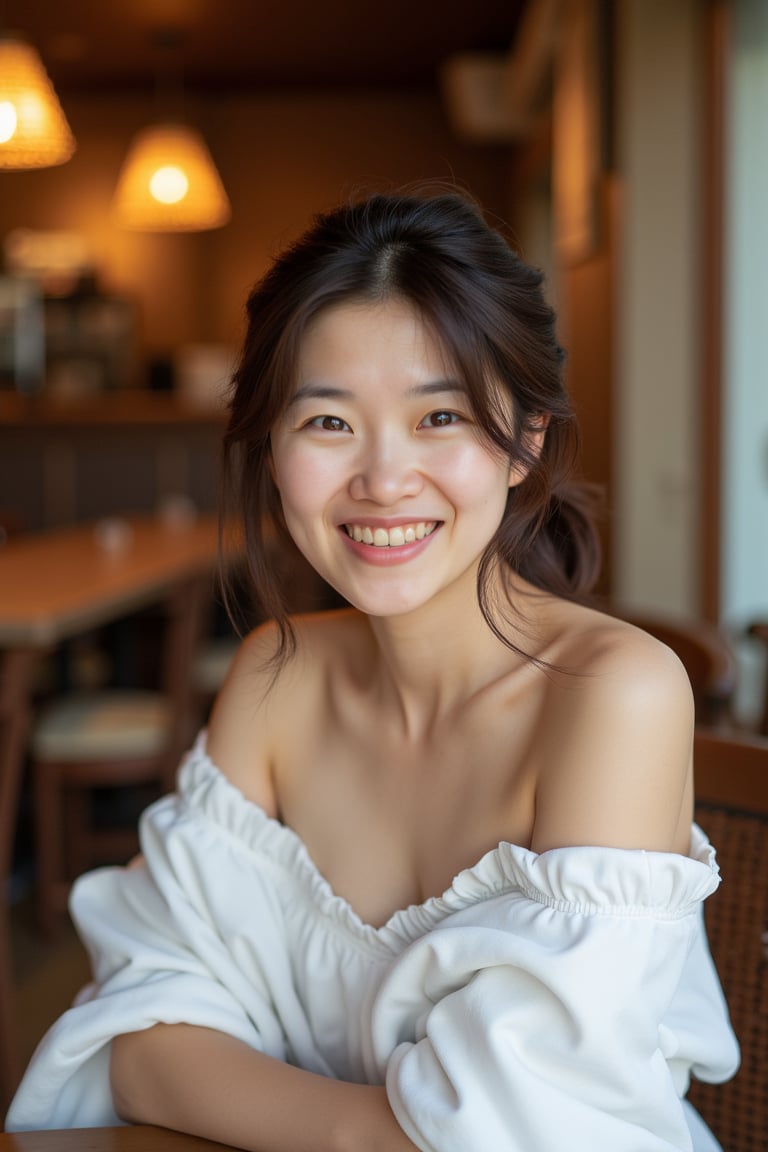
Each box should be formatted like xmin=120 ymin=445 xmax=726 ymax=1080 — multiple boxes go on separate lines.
xmin=610 ymin=607 xmax=738 ymax=727
xmin=686 ymin=727 xmax=768 ymax=1151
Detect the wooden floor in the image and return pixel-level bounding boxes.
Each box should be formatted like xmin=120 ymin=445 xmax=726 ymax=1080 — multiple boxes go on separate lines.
xmin=10 ymin=898 xmax=91 ymax=1077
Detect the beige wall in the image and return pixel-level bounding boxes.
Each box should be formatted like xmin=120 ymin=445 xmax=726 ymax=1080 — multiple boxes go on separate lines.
xmin=614 ymin=0 xmax=702 ymax=615
xmin=723 ymin=0 xmax=768 ymax=722
xmin=0 ymin=89 xmax=509 ymax=369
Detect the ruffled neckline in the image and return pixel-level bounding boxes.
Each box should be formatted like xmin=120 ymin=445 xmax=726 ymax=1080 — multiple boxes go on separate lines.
xmin=173 ymin=731 xmax=721 ymax=954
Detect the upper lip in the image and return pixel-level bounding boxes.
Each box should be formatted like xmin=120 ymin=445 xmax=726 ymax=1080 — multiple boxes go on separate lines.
xmin=340 ymin=517 xmax=440 ymax=528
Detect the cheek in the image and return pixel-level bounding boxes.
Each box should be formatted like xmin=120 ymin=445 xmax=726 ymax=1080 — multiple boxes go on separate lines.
xmin=271 ymin=444 xmax=339 ymax=522
xmin=443 ymin=444 xmax=512 ymax=504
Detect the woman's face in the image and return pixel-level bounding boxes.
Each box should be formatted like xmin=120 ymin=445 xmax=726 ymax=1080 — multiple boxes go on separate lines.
xmin=269 ymin=298 xmax=523 ymax=619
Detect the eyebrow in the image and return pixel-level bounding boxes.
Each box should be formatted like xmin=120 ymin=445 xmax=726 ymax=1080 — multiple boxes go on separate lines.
xmin=288 ymin=379 xmax=466 ymax=406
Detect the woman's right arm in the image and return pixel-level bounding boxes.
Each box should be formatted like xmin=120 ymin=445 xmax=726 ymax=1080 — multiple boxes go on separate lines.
xmin=111 ymin=1024 xmax=419 ymax=1152
xmin=111 ymin=629 xmax=419 ymax=1151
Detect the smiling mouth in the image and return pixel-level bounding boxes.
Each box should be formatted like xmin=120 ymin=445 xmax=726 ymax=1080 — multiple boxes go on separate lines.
xmin=343 ymin=521 xmax=438 ymax=548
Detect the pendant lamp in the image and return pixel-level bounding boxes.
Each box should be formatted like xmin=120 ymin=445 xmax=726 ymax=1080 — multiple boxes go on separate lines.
xmin=0 ymin=31 xmax=76 ymax=169
xmin=112 ymin=30 xmax=230 ymax=233
xmin=113 ymin=120 xmax=231 ymax=231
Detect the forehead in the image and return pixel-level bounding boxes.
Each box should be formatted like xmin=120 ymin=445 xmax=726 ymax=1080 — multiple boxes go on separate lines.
xmin=298 ymin=298 xmax=454 ymax=372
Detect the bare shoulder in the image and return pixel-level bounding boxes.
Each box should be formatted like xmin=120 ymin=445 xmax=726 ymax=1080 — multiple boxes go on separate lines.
xmin=554 ymin=603 xmax=695 ymax=709
xmin=530 ymin=603 xmax=694 ymax=854
xmin=205 ymin=609 xmax=366 ymax=807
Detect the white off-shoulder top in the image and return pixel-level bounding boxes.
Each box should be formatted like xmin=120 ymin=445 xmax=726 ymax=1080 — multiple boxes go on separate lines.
xmin=7 ymin=732 xmax=740 ymax=1150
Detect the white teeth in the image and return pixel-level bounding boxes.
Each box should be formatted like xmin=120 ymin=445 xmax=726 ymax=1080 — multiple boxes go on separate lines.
xmin=345 ymin=522 xmax=436 ymax=547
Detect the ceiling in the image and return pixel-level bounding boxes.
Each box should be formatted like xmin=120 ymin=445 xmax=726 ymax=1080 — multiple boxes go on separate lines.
xmin=9 ymin=0 xmax=528 ymax=95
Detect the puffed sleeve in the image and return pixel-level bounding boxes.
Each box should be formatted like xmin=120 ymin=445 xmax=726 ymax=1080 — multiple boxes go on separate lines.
xmin=6 ymin=753 xmax=331 ymax=1132
xmin=370 ymin=836 xmax=740 ymax=1152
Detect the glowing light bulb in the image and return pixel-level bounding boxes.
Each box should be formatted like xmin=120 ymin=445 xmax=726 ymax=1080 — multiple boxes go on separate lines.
xmin=113 ymin=123 xmax=230 ymax=230
xmin=149 ymin=165 xmax=189 ymax=204
xmin=0 ymin=102 xmax=18 ymax=143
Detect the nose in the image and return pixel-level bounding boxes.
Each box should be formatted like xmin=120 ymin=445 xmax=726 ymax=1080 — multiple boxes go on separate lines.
xmin=348 ymin=432 xmax=424 ymax=505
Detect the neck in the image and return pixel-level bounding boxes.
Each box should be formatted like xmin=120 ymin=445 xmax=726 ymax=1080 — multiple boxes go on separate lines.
xmin=362 ymin=570 xmax=533 ymax=743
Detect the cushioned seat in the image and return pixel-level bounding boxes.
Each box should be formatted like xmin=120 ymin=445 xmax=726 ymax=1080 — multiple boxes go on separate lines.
xmin=193 ymin=637 xmax=239 ymax=698
xmin=30 ymin=573 xmax=212 ymax=937
xmin=32 ymin=692 xmax=172 ymax=762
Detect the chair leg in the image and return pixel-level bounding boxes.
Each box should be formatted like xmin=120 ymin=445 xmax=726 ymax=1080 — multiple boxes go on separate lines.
xmin=64 ymin=787 xmax=91 ymax=880
xmin=34 ymin=760 xmax=66 ymax=937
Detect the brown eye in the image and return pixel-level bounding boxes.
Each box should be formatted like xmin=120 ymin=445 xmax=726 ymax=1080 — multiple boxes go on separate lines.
xmin=310 ymin=415 xmax=350 ymax=432
xmin=422 ymin=410 xmax=459 ymax=428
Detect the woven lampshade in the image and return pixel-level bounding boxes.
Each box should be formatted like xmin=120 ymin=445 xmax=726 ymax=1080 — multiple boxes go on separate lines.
xmin=113 ymin=122 xmax=231 ymax=232
xmin=0 ymin=32 xmax=76 ymax=169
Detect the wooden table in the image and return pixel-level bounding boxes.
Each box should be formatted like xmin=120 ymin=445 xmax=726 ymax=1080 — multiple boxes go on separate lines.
xmin=0 ymin=1126 xmax=240 ymax=1150
xmin=0 ymin=516 xmax=222 ymax=1112
xmin=0 ymin=516 xmax=220 ymax=649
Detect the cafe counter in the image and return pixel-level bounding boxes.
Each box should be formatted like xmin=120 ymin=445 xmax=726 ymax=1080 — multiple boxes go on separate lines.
xmin=0 ymin=393 xmax=225 ymax=533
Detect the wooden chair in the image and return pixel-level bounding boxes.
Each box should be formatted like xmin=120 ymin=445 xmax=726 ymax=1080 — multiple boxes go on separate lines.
xmin=608 ymin=606 xmax=738 ymax=728
xmin=31 ymin=575 xmax=210 ymax=936
xmin=686 ymin=727 xmax=768 ymax=1151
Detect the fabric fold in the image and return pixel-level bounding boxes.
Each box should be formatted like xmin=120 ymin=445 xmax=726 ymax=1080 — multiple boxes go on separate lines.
xmin=6 ymin=733 xmax=740 ymax=1148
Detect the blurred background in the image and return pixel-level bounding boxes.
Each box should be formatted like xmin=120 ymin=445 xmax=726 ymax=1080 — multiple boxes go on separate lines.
xmin=0 ymin=0 xmax=765 ymax=717
xmin=1 ymin=0 xmax=768 ymax=1105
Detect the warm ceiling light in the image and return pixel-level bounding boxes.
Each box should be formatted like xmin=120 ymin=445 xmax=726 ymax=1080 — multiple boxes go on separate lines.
xmin=0 ymin=31 xmax=76 ymax=169
xmin=112 ymin=122 xmax=231 ymax=232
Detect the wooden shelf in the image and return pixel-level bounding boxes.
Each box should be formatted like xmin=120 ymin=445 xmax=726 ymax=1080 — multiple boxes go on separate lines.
xmin=0 ymin=393 xmax=225 ymax=531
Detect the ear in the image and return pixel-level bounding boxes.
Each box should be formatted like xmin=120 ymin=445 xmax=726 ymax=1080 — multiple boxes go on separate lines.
xmin=508 ymin=415 xmax=550 ymax=489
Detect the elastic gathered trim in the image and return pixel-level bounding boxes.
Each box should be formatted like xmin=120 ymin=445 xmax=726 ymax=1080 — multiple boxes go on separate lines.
xmin=158 ymin=731 xmax=720 ymax=951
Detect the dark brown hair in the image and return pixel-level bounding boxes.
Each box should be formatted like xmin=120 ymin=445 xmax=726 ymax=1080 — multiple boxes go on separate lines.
xmin=222 ymin=189 xmax=601 ymax=661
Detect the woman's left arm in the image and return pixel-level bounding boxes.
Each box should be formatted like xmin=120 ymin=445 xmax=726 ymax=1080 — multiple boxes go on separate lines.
xmin=370 ymin=635 xmax=737 ymax=1152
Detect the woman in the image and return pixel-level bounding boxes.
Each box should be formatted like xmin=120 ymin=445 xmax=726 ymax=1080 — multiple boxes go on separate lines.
xmin=7 ymin=190 xmax=739 ymax=1150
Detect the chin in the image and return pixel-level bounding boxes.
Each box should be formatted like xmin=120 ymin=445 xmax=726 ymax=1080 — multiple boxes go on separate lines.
xmin=356 ymin=591 xmax=440 ymax=620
